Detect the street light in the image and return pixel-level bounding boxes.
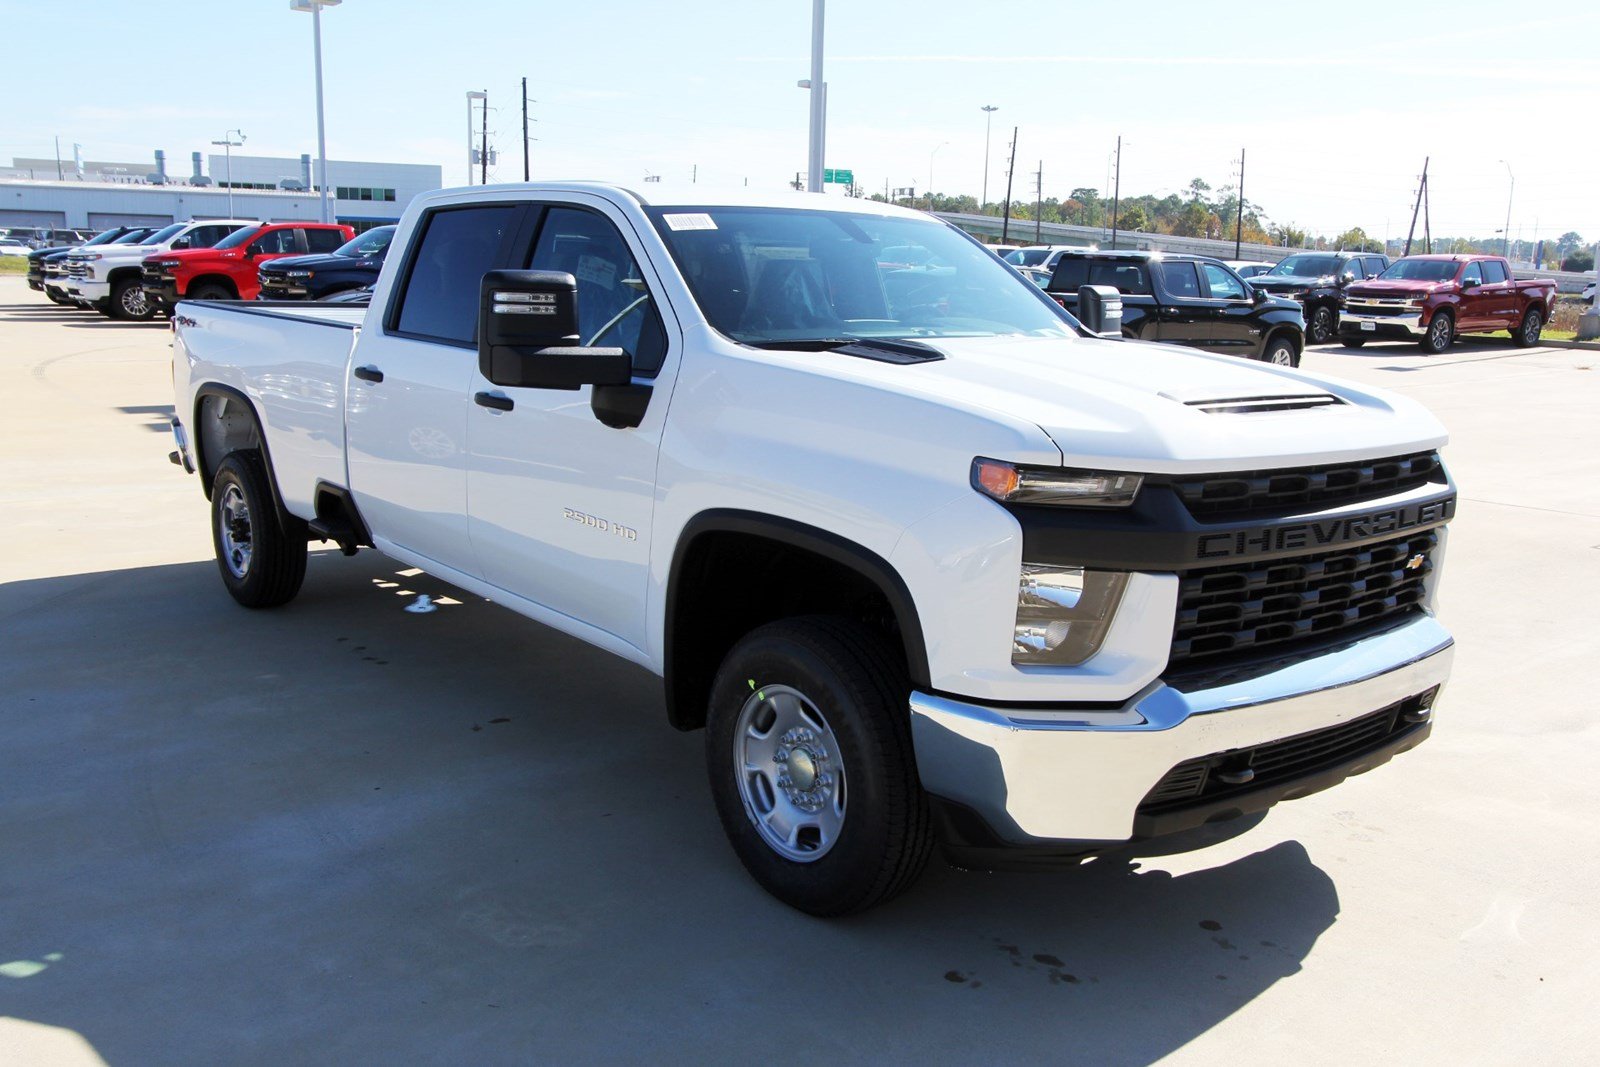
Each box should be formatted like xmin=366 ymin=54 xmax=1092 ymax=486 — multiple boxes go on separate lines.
xmin=929 ymin=141 xmax=948 ymax=205
xmin=1497 ymin=160 xmax=1514 ymax=261
xmin=980 ymin=105 xmax=998 ymax=208
xmin=466 ymin=91 xmax=487 ymax=185
xmin=210 ymin=129 xmax=245 ymax=218
xmin=290 ymin=0 xmax=340 ymax=224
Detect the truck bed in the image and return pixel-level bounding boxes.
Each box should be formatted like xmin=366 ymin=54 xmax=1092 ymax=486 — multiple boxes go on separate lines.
xmin=174 ymin=299 xmax=364 ymax=518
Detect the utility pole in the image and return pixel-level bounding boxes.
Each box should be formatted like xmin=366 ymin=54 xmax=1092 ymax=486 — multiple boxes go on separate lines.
xmin=1034 ymin=161 xmax=1043 ymax=244
xmin=980 ymin=104 xmax=998 ymax=210
xmin=54 ymin=136 xmax=63 ymax=180
xmin=1234 ymin=147 xmax=1245 ymax=259
xmin=1403 ymin=157 xmax=1428 ymax=257
xmin=1423 ymin=173 xmax=1432 ymax=254
xmin=480 ymin=90 xmax=489 ymax=184
xmin=1110 ymin=135 xmax=1122 ymax=249
xmin=1498 ymin=160 xmax=1514 ymax=260
xmin=1001 ymin=127 xmax=1017 ymax=244
xmin=521 ymin=77 xmax=531 ymax=181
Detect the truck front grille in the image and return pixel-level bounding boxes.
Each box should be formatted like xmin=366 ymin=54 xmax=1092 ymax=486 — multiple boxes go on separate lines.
xmin=1169 ymin=530 xmax=1435 ymax=666
xmin=1169 ymin=451 xmax=1442 ymax=519
xmin=142 ymin=263 xmax=166 ymax=284
xmin=1138 ymin=689 xmax=1436 ymax=812
xmin=1345 ymin=298 xmax=1419 ymax=316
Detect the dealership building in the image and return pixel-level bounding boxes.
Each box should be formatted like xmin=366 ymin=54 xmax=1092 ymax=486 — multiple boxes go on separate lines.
xmin=0 ymin=150 xmax=440 ymax=233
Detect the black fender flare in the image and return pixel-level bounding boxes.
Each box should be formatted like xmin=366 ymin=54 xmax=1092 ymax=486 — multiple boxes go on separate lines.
xmin=190 ymin=384 xmax=291 ymax=532
xmin=664 ymin=509 xmax=932 ymax=729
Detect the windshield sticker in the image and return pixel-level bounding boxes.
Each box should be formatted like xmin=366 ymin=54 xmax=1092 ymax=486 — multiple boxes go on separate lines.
xmin=576 ymin=255 xmax=617 ymax=290
xmin=664 ymin=213 xmax=717 ymax=232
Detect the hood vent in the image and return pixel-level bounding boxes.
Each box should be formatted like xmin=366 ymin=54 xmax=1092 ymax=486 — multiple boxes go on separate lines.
xmin=1180 ymin=393 xmax=1346 ymax=415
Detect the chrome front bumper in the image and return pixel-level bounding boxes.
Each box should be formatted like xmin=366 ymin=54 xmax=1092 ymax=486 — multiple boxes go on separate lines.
xmin=911 ymin=615 xmax=1452 ymax=845
xmin=1340 ymin=309 xmax=1425 ymax=337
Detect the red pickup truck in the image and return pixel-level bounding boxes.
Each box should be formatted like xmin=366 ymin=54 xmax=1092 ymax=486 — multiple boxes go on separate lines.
xmin=1339 ymin=254 xmax=1556 ymax=353
xmin=142 ymin=221 xmax=353 ymax=311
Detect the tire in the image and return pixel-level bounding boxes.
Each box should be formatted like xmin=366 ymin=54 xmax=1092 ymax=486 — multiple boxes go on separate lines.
xmin=1260 ymin=335 xmax=1299 ymax=367
xmin=109 ymin=277 xmax=155 ymax=321
xmin=705 ymin=616 xmax=933 ymax=916
xmin=1420 ymin=310 xmax=1454 ymax=354
xmin=1514 ymin=307 xmax=1543 ymax=348
xmin=190 ymin=283 xmax=233 ymax=302
xmin=1340 ymin=337 xmax=1366 ymax=348
xmin=210 ymin=451 xmax=307 ymax=608
xmin=1307 ymin=305 xmax=1335 ymax=344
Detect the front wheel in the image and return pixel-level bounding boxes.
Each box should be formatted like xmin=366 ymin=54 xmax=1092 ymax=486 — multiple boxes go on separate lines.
xmin=705 ymin=617 xmax=932 ymax=916
xmin=1260 ymin=336 xmax=1299 ymax=367
xmin=1307 ymin=305 xmax=1335 ymax=344
xmin=190 ymin=283 xmax=234 ymax=302
xmin=1514 ymin=307 xmax=1543 ymax=348
xmin=211 ymin=451 xmax=307 ymax=608
xmin=110 ymin=277 xmax=155 ymax=321
xmin=1420 ymin=311 xmax=1454 ymax=354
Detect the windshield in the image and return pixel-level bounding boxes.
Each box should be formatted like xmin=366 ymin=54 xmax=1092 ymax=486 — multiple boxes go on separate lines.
xmin=1005 ymin=248 xmax=1053 ymax=267
xmin=111 ymin=230 xmax=152 ymax=244
xmin=1380 ymin=259 xmax=1461 ymax=282
xmin=335 ymin=226 xmax=394 ymax=258
xmin=214 ymin=225 xmax=263 ymax=250
xmin=1268 ymin=254 xmax=1340 ymax=278
xmin=141 ymin=223 xmax=187 ymax=245
xmin=649 ymin=207 xmax=1074 ymax=345
xmin=83 ymin=229 xmax=122 ymax=246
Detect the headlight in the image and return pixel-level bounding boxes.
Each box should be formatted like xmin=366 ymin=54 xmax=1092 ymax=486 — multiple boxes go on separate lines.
xmin=973 ymin=458 xmax=1142 ymax=507
xmin=158 ymin=260 xmax=181 ymax=269
xmin=286 ymin=270 xmax=313 ymax=278
xmin=1013 ymin=565 xmax=1128 ymax=665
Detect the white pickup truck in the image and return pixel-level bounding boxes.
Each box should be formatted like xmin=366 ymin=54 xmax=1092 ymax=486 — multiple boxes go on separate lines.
xmin=170 ymin=183 xmax=1456 ymax=915
xmin=63 ymin=218 xmax=252 ymax=320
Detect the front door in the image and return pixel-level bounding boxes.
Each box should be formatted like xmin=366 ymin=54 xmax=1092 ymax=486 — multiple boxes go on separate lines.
xmin=345 ymin=201 xmax=524 ymax=575
xmin=1455 ymin=260 xmax=1491 ymax=330
xmin=1198 ymin=261 xmax=1261 ymax=354
xmin=466 ymin=198 xmax=678 ymax=650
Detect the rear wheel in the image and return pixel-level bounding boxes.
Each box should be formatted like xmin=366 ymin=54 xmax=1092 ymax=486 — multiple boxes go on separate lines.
xmin=1420 ymin=310 xmax=1454 ymax=354
xmin=705 ymin=617 xmax=932 ymax=916
xmin=1514 ymin=307 xmax=1543 ymax=348
xmin=1261 ymin=335 xmax=1298 ymax=367
xmin=110 ymin=277 xmax=155 ymax=321
xmin=1307 ymin=305 xmax=1335 ymax=344
xmin=210 ymin=451 xmax=307 ymax=608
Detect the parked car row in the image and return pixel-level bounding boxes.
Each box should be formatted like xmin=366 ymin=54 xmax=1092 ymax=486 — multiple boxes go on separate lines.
xmin=1003 ymin=241 xmax=1553 ymax=352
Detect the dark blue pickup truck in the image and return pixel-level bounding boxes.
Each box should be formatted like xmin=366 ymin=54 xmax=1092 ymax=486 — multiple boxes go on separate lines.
xmin=256 ymin=225 xmax=395 ymax=301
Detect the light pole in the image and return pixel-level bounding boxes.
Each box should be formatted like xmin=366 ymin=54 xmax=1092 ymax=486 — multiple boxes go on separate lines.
xmin=290 ymin=0 xmax=339 ymax=224
xmin=1497 ymin=160 xmax=1514 ymax=261
xmin=211 ymin=130 xmax=245 ymax=218
xmin=466 ymin=91 xmax=486 ymax=185
xmin=980 ymin=105 xmax=998 ymax=209
xmin=928 ymin=141 xmax=948 ymax=207
xmin=805 ymin=0 xmax=825 ymax=192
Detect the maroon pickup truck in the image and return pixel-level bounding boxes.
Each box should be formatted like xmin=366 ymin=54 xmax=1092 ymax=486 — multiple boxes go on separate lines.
xmin=1339 ymin=254 xmax=1556 ymax=353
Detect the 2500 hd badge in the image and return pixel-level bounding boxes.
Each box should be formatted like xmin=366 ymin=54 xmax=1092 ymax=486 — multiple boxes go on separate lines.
xmin=1197 ymin=498 xmax=1454 ymax=559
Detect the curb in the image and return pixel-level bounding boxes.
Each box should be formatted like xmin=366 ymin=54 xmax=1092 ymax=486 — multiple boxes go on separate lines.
xmin=1539 ymin=339 xmax=1600 ymax=352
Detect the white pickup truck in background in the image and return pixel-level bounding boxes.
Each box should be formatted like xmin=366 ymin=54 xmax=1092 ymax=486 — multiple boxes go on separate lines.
xmin=169 ymin=183 xmax=1456 ymax=915
xmin=63 ymin=217 xmax=252 ymax=320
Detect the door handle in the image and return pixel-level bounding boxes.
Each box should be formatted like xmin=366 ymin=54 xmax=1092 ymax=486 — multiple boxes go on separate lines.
xmin=474 ymin=391 xmax=514 ymax=411
xmin=353 ymin=365 xmax=384 ymax=383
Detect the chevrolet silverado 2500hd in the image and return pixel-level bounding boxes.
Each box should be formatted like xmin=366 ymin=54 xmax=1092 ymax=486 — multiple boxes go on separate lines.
xmin=170 ymin=183 xmax=1456 ymax=915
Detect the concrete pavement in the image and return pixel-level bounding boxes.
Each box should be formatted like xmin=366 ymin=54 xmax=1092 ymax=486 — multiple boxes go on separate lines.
xmin=1 ymin=275 xmax=1596 ymax=1064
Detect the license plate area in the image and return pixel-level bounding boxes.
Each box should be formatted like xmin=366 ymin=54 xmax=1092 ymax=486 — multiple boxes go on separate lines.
xmin=1360 ymin=320 xmax=1376 ymax=331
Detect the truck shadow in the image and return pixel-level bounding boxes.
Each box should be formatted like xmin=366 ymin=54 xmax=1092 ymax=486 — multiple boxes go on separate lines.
xmin=1 ymin=554 xmax=1339 ymax=1064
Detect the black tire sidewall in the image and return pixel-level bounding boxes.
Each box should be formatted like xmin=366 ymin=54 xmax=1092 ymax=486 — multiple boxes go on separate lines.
xmin=705 ymin=620 xmax=924 ymax=916
xmin=1309 ymin=306 xmax=1334 ymax=343
xmin=210 ymin=452 xmax=305 ymax=608
xmin=111 ymin=278 xmax=152 ymax=321
xmin=1519 ymin=309 xmax=1542 ymax=346
xmin=192 ymin=284 xmax=232 ymax=302
xmin=1423 ymin=311 xmax=1453 ymax=353
xmin=1262 ymin=337 xmax=1298 ymax=367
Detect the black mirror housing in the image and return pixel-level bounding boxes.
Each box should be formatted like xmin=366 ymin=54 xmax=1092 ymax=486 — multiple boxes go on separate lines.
xmin=478 ymin=269 xmax=631 ymax=390
xmin=1077 ymin=284 xmax=1123 ymax=338
xmin=172 ymin=237 xmax=191 ymax=250
xmin=1251 ymin=285 xmax=1269 ymax=303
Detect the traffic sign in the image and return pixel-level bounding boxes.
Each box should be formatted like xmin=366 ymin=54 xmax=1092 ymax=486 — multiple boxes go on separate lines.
xmin=823 ymin=168 xmax=854 ymax=185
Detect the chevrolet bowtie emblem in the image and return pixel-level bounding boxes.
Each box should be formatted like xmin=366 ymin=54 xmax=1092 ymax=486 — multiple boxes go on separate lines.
xmin=1404 ymin=554 xmax=1426 ymax=571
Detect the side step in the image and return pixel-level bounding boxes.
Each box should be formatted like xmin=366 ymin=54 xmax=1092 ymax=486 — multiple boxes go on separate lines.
xmin=307 ymin=517 xmax=363 ymax=556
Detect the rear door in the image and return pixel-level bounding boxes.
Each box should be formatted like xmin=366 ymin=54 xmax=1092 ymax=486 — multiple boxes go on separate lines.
xmin=465 ymin=197 xmax=679 ymax=650
xmin=345 ymin=201 xmax=525 ymax=575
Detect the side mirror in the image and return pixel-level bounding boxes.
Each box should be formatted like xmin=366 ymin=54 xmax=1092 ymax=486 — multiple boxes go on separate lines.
xmin=1076 ymin=284 xmax=1123 ymax=338
xmin=1461 ymin=281 xmax=1478 ymax=291
xmin=1340 ymin=270 xmax=1356 ymax=284
xmin=478 ymin=270 xmax=631 ymax=390
xmin=171 ymin=237 xmax=191 ymax=250
xmin=1251 ymin=285 xmax=1269 ymax=304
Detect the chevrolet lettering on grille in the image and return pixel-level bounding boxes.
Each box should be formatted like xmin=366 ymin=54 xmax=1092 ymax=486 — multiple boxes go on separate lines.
xmin=1195 ymin=498 xmax=1454 ymax=560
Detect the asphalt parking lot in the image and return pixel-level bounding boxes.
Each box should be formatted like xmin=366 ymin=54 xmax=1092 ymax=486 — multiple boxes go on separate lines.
xmin=2 ymin=275 xmax=1597 ymax=1065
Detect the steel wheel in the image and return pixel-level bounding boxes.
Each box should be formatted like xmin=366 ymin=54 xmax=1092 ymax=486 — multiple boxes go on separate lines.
xmin=733 ymin=683 xmax=846 ymax=863
xmin=217 ymin=482 xmax=253 ymax=579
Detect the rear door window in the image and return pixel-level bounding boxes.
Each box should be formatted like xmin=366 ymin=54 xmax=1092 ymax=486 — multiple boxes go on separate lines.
xmin=1157 ymin=261 xmax=1202 ymax=298
xmin=392 ymin=204 xmax=521 ymax=346
xmin=306 ymin=228 xmax=346 ymax=253
xmin=1481 ymin=260 xmax=1507 ymax=284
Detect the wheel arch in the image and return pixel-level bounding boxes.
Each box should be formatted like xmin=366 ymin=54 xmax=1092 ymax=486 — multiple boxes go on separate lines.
xmin=191 ymin=385 xmax=287 ymax=527
xmin=663 ymin=510 xmax=931 ymax=732
xmin=1263 ymin=323 xmax=1303 ymax=357
xmin=187 ymin=273 xmax=240 ymax=299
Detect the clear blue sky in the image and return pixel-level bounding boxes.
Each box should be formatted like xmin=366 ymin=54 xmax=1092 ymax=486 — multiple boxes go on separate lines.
xmin=5 ymin=0 xmax=1596 ymax=245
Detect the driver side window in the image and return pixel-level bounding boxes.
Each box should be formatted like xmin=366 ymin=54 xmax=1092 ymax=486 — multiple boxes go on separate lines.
xmin=529 ymin=207 xmax=667 ymax=375
xmin=1200 ymin=262 xmax=1247 ymax=300
xmin=1461 ymin=263 xmax=1483 ymax=287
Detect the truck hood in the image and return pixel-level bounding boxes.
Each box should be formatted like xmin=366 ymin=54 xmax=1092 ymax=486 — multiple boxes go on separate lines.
xmin=259 ymin=252 xmax=371 ymax=274
xmin=1346 ymin=279 xmax=1446 ymax=299
xmin=803 ymin=334 xmax=1448 ymax=472
xmin=151 ymin=247 xmax=242 ymax=267
xmin=1250 ymin=274 xmax=1334 ymax=291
